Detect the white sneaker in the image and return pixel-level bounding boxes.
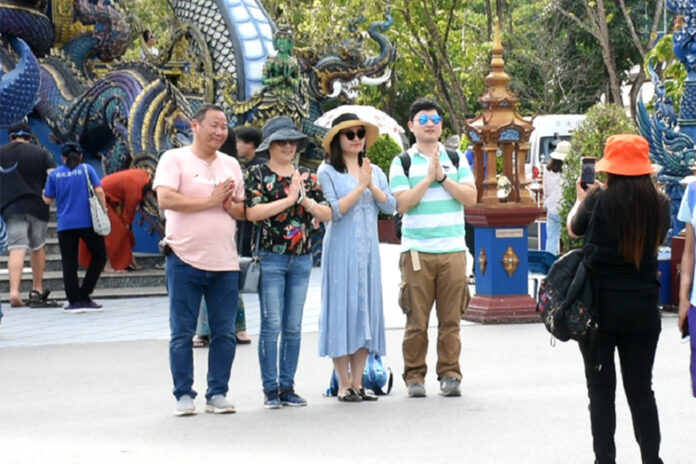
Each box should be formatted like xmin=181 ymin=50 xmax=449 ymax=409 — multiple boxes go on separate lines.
xmin=175 ymin=395 xmax=196 ymax=416
xmin=205 ymin=394 xmax=236 ymax=414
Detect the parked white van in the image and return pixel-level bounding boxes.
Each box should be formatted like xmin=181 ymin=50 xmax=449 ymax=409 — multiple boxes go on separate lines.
xmin=526 ymin=114 xmax=585 ymax=179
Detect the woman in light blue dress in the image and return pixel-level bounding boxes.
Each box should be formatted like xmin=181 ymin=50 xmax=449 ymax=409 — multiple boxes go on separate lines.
xmin=317 ymin=113 xmax=396 ymax=402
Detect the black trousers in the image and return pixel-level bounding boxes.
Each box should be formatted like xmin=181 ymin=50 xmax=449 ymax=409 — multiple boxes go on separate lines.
xmin=579 ymin=311 xmax=663 ymax=464
xmin=57 ymin=228 xmax=106 ymax=304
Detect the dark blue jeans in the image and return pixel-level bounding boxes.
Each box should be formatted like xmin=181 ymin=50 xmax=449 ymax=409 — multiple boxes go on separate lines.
xmin=257 ymin=250 xmax=312 ymax=394
xmin=166 ymin=253 xmax=238 ymax=400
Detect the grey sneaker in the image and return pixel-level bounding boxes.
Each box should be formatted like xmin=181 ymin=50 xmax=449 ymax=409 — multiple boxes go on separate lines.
xmin=264 ymin=391 xmax=282 ymax=409
xmin=175 ymin=395 xmax=196 ymax=416
xmin=279 ymin=388 xmax=307 ymax=407
xmin=439 ymin=377 xmax=461 ymax=397
xmin=407 ymin=382 xmax=426 ymax=398
xmin=205 ymin=394 xmax=236 ymax=414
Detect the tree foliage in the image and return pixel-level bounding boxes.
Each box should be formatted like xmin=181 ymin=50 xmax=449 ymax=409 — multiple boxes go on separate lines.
xmin=559 ymin=103 xmax=637 ymax=250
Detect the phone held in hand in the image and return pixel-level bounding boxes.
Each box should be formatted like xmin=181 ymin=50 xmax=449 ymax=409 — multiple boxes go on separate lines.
xmin=581 ymin=157 xmax=596 ymax=190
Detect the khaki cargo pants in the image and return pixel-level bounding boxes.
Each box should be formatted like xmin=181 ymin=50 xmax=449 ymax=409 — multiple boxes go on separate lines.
xmin=399 ymin=250 xmax=469 ymax=385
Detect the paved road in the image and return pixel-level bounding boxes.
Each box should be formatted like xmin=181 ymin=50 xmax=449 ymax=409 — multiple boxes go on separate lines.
xmin=1 ymin=244 xmax=694 ymax=463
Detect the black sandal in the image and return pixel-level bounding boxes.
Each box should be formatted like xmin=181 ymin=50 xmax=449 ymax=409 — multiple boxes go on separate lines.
xmin=27 ymin=289 xmax=60 ymax=308
xmin=358 ymin=388 xmax=378 ymax=401
xmin=192 ymin=335 xmax=209 ymax=348
xmin=337 ymin=388 xmax=362 ymax=402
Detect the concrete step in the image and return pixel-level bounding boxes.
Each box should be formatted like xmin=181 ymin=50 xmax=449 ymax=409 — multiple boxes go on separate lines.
xmin=0 ymin=268 xmax=165 ymax=295
xmin=0 ymin=285 xmax=168 ymax=303
xmin=0 ymin=253 xmax=164 ymax=272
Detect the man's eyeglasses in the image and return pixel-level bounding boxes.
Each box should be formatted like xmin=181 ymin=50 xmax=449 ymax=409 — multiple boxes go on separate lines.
xmin=417 ymin=114 xmax=442 ymax=125
xmin=341 ymin=128 xmax=366 ymax=141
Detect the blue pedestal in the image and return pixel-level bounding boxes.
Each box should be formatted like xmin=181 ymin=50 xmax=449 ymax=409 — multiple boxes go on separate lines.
xmin=464 ymin=205 xmax=543 ymax=323
xmin=474 ymin=226 xmax=529 ymax=295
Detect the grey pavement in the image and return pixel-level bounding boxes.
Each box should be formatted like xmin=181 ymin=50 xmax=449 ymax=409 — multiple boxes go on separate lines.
xmin=0 ymin=244 xmax=694 ymax=463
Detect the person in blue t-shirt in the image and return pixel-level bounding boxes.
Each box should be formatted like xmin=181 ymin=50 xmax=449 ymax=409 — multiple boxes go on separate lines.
xmin=43 ymin=143 xmax=107 ymax=312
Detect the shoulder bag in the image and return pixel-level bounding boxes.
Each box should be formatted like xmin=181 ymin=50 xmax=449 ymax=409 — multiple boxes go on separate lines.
xmin=239 ymin=226 xmax=260 ymax=293
xmin=83 ymin=164 xmax=111 ymax=236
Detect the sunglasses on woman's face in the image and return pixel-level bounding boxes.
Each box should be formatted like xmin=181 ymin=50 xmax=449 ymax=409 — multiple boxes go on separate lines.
xmin=341 ymin=128 xmax=366 ymax=141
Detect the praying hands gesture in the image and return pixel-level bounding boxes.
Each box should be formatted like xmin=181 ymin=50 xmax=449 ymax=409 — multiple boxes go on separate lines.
xmin=287 ymin=170 xmax=303 ymax=204
xmin=358 ymin=158 xmax=373 ymax=188
xmin=210 ymin=178 xmax=235 ymax=207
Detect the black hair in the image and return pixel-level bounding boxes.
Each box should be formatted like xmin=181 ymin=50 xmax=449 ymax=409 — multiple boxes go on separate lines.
xmin=235 ymin=127 xmax=262 ymax=148
xmin=327 ymin=127 xmax=365 ymax=173
xmin=142 ymin=30 xmax=153 ymax=42
xmin=142 ymin=180 xmax=153 ymax=198
xmin=546 ymin=158 xmax=563 ymax=173
xmin=192 ymin=104 xmax=225 ymax=123
xmin=408 ymin=97 xmax=443 ymax=122
xmin=64 ymin=151 xmax=82 ymax=170
xmin=602 ymin=174 xmax=669 ymax=269
xmin=61 ymin=142 xmax=83 ymax=169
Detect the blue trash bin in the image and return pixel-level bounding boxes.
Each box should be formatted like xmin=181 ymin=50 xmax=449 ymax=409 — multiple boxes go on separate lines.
xmin=658 ymin=247 xmax=671 ymax=305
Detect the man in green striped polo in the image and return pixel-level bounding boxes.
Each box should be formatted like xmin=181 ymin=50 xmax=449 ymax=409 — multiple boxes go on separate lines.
xmin=389 ymin=97 xmax=477 ymax=398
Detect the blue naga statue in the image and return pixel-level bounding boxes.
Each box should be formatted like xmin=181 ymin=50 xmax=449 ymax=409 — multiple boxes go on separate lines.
xmin=638 ymin=0 xmax=696 ymax=239
xmin=0 ymin=0 xmax=395 ymax=176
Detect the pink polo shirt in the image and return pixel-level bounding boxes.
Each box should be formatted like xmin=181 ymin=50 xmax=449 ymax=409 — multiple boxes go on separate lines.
xmin=153 ymin=146 xmax=244 ymax=271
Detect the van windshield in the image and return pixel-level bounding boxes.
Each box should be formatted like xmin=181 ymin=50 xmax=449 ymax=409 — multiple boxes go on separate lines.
xmin=534 ymin=135 xmax=572 ymax=164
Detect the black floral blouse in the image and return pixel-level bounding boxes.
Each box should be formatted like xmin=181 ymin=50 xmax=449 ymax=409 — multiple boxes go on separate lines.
xmin=245 ymin=164 xmax=327 ymax=255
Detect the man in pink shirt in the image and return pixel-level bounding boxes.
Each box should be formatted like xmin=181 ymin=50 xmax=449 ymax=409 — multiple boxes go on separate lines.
xmin=153 ymin=104 xmax=245 ymax=416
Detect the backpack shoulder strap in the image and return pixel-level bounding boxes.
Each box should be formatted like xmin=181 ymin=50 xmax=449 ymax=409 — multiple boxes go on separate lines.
xmin=445 ymin=148 xmax=460 ymax=169
xmin=398 ymin=151 xmax=411 ymax=178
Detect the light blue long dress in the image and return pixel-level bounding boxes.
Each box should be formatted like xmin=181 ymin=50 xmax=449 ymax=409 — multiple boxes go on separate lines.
xmin=317 ymin=162 xmax=397 ymax=358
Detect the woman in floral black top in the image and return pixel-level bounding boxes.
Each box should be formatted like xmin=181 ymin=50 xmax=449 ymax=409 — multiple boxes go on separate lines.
xmin=245 ymin=116 xmax=331 ymax=409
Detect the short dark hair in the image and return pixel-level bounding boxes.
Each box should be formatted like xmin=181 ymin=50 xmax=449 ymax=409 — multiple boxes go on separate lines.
xmin=8 ymin=122 xmax=31 ymax=140
xmin=408 ymin=97 xmax=443 ymax=122
xmin=192 ymin=104 xmax=226 ymax=123
xmin=235 ymin=127 xmax=262 ymax=148
xmin=142 ymin=30 xmax=153 ymax=42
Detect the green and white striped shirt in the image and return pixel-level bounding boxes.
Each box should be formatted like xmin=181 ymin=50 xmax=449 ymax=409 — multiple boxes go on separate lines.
xmin=389 ymin=143 xmax=474 ymax=253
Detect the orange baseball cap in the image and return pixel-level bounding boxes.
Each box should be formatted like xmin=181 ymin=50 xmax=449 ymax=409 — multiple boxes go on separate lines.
xmin=595 ymin=134 xmax=654 ymax=176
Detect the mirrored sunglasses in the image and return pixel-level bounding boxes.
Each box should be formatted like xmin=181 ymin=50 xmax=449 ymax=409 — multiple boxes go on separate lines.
xmin=341 ymin=128 xmax=366 ymax=141
xmin=417 ymin=114 xmax=442 ymax=125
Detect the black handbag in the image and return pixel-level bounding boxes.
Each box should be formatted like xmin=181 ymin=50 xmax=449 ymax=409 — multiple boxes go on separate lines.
xmin=537 ymin=198 xmax=600 ymax=342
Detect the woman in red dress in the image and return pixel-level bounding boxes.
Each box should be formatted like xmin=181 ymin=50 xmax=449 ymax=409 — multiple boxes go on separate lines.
xmin=79 ymin=169 xmax=152 ymax=271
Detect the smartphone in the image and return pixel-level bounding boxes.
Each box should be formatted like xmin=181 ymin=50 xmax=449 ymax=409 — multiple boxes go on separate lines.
xmin=581 ymin=157 xmax=596 ymax=190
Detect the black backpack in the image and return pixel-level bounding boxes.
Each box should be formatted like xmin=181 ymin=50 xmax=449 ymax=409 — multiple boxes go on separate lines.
xmin=394 ymin=149 xmax=460 ymax=239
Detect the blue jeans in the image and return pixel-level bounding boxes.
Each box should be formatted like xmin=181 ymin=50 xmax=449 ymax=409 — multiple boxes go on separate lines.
xmin=257 ymin=250 xmax=312 ymax=394
xmin=545 ymin=213 xmax=561 ymax=255
xmin=166 ymin=253 xmax=239 ymax=400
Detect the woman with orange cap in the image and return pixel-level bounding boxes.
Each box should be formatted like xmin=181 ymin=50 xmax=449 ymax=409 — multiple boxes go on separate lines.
xmin=567 ymin=134 xmax=668 ymax=464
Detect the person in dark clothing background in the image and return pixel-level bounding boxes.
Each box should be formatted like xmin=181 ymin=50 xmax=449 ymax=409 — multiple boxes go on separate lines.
xmin=567 ymin=134 xmax=668 ymax=464
xmin=0 ymin=122 xmax=57 ymax=307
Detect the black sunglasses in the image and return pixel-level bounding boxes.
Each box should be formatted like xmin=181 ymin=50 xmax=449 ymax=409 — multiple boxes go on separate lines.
xmin=341 ymin=128 xmax=366 ymax=141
